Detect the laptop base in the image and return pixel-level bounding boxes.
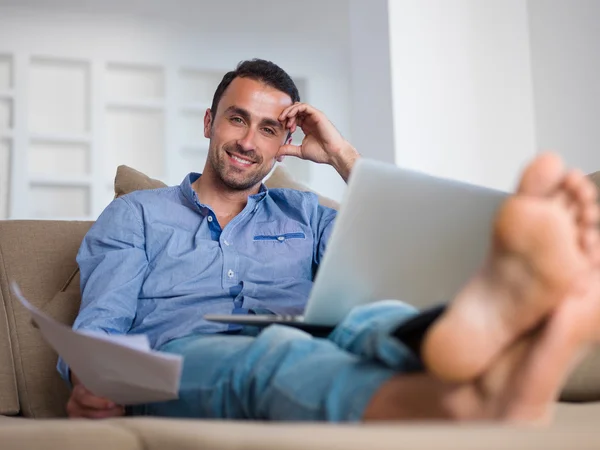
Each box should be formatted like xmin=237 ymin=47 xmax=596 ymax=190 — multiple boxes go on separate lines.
xmin=204 ymin=314 xmax=334 ymax=337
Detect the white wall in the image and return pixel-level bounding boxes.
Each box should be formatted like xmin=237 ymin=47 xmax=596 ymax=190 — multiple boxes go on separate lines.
xmin=387 ymin=0 xmax=538 ymax=192
xmin=348 ymin=0 xmax=395 ymax=164
xmin=0 ymin=0 xmax=352 ymax=216
xmin=528 ymin=0 xmax=600 ymax=174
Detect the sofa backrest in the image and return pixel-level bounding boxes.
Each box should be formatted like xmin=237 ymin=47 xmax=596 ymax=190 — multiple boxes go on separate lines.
xmin=0 ymin=220 xmax=92 ymax=417
xmin=0 ymin=274 xmax=18 ymax=415
xmin=1 ymin=167 xmax=600 ymax=417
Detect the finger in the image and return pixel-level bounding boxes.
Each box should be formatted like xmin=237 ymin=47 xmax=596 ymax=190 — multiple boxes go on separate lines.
xmin=69 ymin=405 xmax=125 ymax=419
xmin=279 ymin=103 xmax=312 ymax=121
xmin=286 ymin=117 xmax=295 ymax=130
xmin=287 ymin=115 xmax=305 ymax=135
xmin=278 ymin=102 xmax=300 ymax=120
xmin=283 ymin=104 xmax=309 ymax=120
xmin=279 ymin=102 xmax=300 ymax=121
xmin=277 ymin=144 xmax=302 ymax=158
xmin=73 ymin=385 xmax=116 ymax=410
xmin=88 ymin=405 xmax=126 ymax=419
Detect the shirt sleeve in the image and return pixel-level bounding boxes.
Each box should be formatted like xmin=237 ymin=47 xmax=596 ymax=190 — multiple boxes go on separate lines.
xmin=313 ymin=204 xmax=337 ymax=266
xmin=56 ymin=196 xmax=148 ymax=385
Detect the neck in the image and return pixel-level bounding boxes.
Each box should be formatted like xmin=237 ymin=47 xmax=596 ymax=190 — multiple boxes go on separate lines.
xmin=192 ymin=165 xmax=261 ymax=217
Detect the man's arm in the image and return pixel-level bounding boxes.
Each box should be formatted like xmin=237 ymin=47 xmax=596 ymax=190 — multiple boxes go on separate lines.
xmin=276 ymin=103 xmax=361 ymax=183
xmin=313 ymin=204 xmax=337 ymax=267
xmin=59 ymin=196 xmax=148 ymax=417
xmin=73 ymin=196 xmax=148 ymax=337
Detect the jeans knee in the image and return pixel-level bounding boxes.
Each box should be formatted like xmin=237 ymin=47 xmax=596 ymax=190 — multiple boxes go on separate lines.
xmin=259 ymin=324 xmax=313 ymax=342
xmin=341 ymin=300 xmax=418 ymax=331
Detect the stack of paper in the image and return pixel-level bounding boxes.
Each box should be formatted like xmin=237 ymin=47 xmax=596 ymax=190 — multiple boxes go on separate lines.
xmin=11 ymin=282 xmax=183 ymax=405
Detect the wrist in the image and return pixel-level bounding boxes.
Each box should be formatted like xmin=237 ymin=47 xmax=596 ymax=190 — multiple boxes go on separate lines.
xmin=331 ymin=143 xmax=360 ymax=183
xmin=70 ymin=371 xmax=81 ymax=387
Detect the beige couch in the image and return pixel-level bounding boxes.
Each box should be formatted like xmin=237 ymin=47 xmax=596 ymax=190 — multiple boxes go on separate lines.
xmin=2 ymin=165 xmax=600 ymax=449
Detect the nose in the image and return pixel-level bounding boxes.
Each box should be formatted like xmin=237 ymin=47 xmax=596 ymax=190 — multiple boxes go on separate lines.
xmin=237 ymin=127 xmax=256 ymax=152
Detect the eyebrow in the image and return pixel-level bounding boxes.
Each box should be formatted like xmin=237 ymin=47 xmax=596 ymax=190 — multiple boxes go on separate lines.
xmin=260 ymin=117 xmax=284 ymax=132
xmin=224 ymin=106 xmax=284 ymax=132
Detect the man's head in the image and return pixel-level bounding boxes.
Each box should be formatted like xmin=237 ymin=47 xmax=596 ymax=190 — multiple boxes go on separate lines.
xmin=203 ymin=59 xmax=300 ymax=191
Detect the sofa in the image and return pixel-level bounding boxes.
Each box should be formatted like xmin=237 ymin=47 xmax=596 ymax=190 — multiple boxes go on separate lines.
xmin=2 ymin=165 xmax=600 ymax=449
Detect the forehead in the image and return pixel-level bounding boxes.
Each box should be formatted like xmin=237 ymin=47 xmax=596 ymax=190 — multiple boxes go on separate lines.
xmin=218 ymin=77 xmax=293 ymax=118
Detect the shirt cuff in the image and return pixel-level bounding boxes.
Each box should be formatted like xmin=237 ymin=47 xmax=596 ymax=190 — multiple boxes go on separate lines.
xmin=56 ymin=356 xmax=72 ymax=389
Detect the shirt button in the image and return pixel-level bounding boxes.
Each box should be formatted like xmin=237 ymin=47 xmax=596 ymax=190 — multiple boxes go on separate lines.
xmin=207 ymin=216 xmax=213 ymax=222
xmin=227 ymin=269 xmax=234 ymax=278
xmin=277 ymin=236 xmax=285 ymax=241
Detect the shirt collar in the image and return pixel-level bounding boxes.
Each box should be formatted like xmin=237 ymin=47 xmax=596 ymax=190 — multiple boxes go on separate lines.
xmin=180 ymin=173 xmax=269 ymax=212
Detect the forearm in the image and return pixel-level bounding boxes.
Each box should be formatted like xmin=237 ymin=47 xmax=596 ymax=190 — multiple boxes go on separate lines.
xmin=70 ymin=371 xmax=81 ymax=387
xmin=331 ymin=143 xmax=361 ymax=183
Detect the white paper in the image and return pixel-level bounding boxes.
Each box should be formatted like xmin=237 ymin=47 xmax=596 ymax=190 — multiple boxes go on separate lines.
xmin=11 ymin=282 xmax=183 ymax=405
xmin=78 ymin=329 xmax=151 ymax=352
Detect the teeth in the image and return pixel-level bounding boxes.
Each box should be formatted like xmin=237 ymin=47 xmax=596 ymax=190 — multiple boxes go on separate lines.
xmin=231 ymin=154 xmax=253 ymax=165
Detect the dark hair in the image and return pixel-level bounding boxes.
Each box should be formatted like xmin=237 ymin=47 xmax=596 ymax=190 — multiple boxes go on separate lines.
xmin=210 ymin=59 xmax=300 ymax=116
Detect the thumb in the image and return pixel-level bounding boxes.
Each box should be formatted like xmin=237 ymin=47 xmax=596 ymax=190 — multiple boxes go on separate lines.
xmin=277 ymin=144 xmax=302 ymax=160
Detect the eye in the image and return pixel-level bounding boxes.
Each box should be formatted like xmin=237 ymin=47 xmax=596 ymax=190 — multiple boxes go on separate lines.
xmin=262 ymin=128 xmax=276 ymax=136
xmin=230 ymin=117 xmax=244 ymax=124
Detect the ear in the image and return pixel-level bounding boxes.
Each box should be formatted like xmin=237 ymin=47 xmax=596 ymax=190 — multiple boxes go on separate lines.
xmin=204 ymin=109 xmax=213 ymax=138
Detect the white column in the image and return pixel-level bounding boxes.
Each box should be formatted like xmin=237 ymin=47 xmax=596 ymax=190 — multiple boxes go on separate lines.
xmin=348 ymin=0 xmax=395 ymax=164
xmin=387 ymin=0 xmax=537 ymax=192
xmin=528 ymin=0 xmax=600 ymax=174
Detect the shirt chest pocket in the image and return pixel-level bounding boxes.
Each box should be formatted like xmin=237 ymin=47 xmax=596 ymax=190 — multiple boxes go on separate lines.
xmin=253 ymin=232 xmax=306 ymax=243
xmin=248 ymin=230 xmax=313 ymax=280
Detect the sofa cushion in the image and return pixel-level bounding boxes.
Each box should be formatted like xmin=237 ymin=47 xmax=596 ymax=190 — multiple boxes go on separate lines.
xmin=114 ymin=165 xmax=167 ymax=198
xmin=0 ymin=220 xmax=93 ymax=418
xmin=114 ymin=163 xmax=341 ymax=210
xmin=0 ymin=419 xmax=142 ymax=450
xmin=588 ymin=170 xmax=600 ymax=188
xmin=265 ymin=164 xmax=341 ymax=210
xmin=114 ymin=416 xmax=600 ymax=450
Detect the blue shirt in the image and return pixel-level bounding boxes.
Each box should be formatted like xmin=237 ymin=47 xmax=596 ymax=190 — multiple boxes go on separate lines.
xmin=57 ymin=173 xmax=337 ymax=383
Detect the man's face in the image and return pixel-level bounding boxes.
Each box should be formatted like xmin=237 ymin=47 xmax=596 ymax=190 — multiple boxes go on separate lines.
xmin=204 ymin=77 xmax=293 ymax=191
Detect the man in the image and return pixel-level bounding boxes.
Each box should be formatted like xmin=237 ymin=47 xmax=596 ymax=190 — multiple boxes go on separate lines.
xmin=60 ymin=59 xmax=600 ymax=423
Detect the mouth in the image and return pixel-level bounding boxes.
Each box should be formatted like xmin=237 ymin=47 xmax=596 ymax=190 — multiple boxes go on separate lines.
xmin=226 ymin=151 xmax=256 ymax=168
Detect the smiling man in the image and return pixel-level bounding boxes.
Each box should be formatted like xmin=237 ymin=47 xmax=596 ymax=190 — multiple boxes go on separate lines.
xmin=59 ymin=59 xmax=600 ymax=424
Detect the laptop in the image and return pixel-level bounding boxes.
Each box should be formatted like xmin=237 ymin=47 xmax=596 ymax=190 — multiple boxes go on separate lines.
xmin=204 ymin=158 xmax=508 ymax=334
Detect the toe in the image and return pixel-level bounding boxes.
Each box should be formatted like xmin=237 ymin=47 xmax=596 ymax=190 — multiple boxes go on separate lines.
xmin=517 ymin=153 xmax=565 ymax=196
xmin=593 ymin=246 xmax=600 ymax=266
xmin=565 ymin=170 xmax=598 ymax=204
xmin=579 ymin=204 xmax=600 ymax=227
xmin=578 ymin=179 xmax=599 ymax=204
xmin=581 ymin=228 xmax=599 ymax=255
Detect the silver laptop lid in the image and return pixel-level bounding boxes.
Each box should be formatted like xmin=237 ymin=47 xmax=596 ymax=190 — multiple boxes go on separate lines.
xmin=304 ymin=158 xmax=508 ymax=325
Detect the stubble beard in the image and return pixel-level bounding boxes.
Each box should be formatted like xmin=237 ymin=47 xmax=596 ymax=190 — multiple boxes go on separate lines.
xmin=209 ymin=143 xmax=273 ymax=191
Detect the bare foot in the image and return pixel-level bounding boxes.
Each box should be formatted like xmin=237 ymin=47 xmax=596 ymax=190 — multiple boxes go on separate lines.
xmin=472 ymin=272 xmax=600 ymax=423
xmin=363 ymin=276 xmax=600 ymax=423
xmin=422 ymin=153 xmax=600 ymax=383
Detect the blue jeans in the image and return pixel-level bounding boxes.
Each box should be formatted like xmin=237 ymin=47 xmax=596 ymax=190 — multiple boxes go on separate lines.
xmin=131 ymin=300 xmax=422 ymax=421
